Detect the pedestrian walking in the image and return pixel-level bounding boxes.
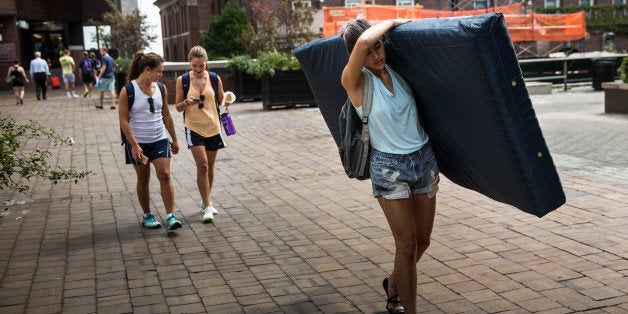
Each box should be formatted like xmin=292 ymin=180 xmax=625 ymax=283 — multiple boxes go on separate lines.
xmin=174 ymin=46 xmax=227 ymax=223
xmin=341 ymin=18 xmax=440 ymax=314
xmin=78 ymin=51 xmax=95 ymax=97
xmin=59 ymin=49 xmax=78 ymax=98
xmin=6 ymin=59 xmax=29 ymax=105
xmin=96 ymin=47 xmax=117 ymax=109
xmin=29 ymin=51 xmax=50 ymax=101
xmin=118 ymin=51 xmax=182 ymax=231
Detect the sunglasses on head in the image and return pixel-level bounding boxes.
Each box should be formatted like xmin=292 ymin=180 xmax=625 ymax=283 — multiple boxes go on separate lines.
xmin=197 ymin=94 xmax=205 ymax=109
xmin=147 ymin=97 xmax=155 ymax=113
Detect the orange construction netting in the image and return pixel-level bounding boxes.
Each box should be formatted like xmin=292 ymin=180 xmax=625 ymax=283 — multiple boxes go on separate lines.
xmin=323 ymin=3 xmax=587 ymax=42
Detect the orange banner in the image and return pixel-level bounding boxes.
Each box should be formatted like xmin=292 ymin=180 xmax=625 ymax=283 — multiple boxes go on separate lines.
xmin=323 ymin=4 xmax=587 ymax=42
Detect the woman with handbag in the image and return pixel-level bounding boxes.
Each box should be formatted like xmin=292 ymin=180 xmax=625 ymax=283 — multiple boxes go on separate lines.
xmin=174 ymin=46 xmax=227 ymax=224
xmin=341 ymin=18 xmax=440 ymax=314
xmin=6 ymin=59 xmax=29 ymax=105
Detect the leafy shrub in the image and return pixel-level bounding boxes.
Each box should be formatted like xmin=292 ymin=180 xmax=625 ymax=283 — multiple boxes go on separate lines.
xmin=619 ymin=57 xmax=628 ymax=83
xmin=227 ymin=52 xmax=301 ymax=78
xmin=0 ymin=115 xmax=91 ymax=193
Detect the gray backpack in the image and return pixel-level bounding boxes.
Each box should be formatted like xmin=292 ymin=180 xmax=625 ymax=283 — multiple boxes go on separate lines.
xmin=338 ymin=69 xmax=373 ymax=180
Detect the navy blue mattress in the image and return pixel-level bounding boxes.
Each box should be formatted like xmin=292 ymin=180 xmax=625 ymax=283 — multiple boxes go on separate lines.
xmin=295 ymin=13 xmax=565 ymax=217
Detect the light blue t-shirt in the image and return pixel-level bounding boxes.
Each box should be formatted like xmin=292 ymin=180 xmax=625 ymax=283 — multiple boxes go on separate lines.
xmin=354 ymin=65 xmax=429 ymax=154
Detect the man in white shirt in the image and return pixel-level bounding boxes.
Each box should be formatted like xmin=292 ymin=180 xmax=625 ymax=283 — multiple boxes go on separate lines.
xmin=29 ymin=51 xmax=50 ymax=100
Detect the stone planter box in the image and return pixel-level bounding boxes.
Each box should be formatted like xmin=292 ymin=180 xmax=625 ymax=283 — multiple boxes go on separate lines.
xmin=261 ymin=69 xmax=316 ymax=110
xmin=601 ymin=81 xmax=628 ymax=114
xmin=237 ymin=71 xmax=262 ymax=101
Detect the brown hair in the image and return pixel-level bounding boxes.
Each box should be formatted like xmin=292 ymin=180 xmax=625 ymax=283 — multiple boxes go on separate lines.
xmin=188 ymin=45 xmax=208 ymax=61
xmin=127 ymin=51 xmax=164 ymax=81
xmin=340 ymin=19 xmax=373 ymax=54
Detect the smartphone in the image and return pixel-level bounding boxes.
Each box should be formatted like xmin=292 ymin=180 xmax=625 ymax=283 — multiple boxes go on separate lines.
xmin=192 ymin=97 xmax=202 ymax=102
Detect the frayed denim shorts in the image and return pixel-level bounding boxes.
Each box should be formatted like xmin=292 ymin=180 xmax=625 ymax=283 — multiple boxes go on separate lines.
xmin=370 ymin=143 xmax=440 ymax=200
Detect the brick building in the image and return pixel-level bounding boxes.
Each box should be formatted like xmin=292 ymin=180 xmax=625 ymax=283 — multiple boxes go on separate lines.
xmin=0 ymin=0 xmax=128 ymax=79
xmin=157 ymin=0 xmax=625 ymax=62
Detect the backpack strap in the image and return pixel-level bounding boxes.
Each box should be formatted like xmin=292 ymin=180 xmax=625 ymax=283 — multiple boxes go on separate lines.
xmin=183 ymin=70 xmax=220 ymax=113
xmin=156 ymin=81 xmax=165 ymax=101
xmin=125 ymin=81 xmax=135 ymax=110
xmin=359 ymin=69 xmax=373 ymax=174
xmin=121 ymin=81 xmax=135 ymax=145
xmin=209 ymin=71 xmax=221 ymax=105
xmin=182 ymin=71 xmax=190 ymax=98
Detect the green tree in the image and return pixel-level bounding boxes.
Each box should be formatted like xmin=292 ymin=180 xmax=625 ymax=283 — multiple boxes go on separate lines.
xmin=99 ymin=0 xmax=157 ymax=59
xmin=0 ymin=115 xmax=91 ymax=193
xmin=243 ymin=0 xmax=316 ymax=54
xmin=201 ymin=0 xmax=248 ymax=60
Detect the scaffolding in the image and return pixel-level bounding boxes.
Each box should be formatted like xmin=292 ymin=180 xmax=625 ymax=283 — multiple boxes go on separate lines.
xmin=322 ymin=3 xmax=588 ymax=57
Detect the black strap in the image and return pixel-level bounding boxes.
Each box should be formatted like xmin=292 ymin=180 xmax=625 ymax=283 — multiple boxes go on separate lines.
xmin=183 ymin=71 xmax=220 ymax=108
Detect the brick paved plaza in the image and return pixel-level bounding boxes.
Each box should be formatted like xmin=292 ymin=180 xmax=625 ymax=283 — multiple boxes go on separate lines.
xmin=0 ymin=85 xmax=626 ymax=313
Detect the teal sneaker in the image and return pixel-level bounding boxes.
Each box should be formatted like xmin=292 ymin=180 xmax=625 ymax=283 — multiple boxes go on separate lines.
xmin=142 ymin=213 xmax=161 ymax=229
xmin=166 ymin=214 xmax=182 ymax=231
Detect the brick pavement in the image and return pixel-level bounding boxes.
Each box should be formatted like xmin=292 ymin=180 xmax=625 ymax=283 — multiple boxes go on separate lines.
xmin=0 ymin=86 xmax=626 ymax=313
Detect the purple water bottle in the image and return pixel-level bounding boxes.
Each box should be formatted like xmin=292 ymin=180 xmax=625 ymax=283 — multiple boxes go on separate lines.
xmin=221 ymin=109 xmax=236 ymax=136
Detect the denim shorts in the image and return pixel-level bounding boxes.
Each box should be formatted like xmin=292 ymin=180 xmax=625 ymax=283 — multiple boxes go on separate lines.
xmin=370 ymin=144 xmax=440 ymax=200
xmin=124 ymin=138 xmax=171 ymax=165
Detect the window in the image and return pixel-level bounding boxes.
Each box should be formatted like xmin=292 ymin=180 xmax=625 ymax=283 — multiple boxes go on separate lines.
xmin=345 ymin=0 xmax=363 ymax=7
xmin=545 ymin=0 xmax=559 ymax=8
xmin=292 ymin=0 xmax=312 ymax=9
xmin=474 ymin=0 xmax=490 ymax=8
xmin=396 ymin=0 xmax=414 ymax=5
xmin=579 ymin=0 xmax=592 ymax=5
xmin=611 ymin=0 xmax=624 ymax=4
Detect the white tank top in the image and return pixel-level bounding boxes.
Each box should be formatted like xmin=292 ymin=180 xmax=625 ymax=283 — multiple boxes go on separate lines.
xmin=129 ymin=80 xmax=167 ymax=143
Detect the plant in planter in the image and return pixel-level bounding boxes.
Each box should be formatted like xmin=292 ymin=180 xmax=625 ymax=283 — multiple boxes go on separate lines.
xmin=113 ymin=57 xmax=131 ymax=95
xmin=227 ymin=52 xmax=315 ymax=109
xmin=227 ymin=55 xmax=263 ymax=101
xmin=619 ymin=57 xmax=628 ymax=83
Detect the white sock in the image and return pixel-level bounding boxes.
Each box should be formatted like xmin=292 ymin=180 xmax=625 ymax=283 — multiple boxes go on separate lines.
xmin=167 ymin=213 xmax=174 ymax=219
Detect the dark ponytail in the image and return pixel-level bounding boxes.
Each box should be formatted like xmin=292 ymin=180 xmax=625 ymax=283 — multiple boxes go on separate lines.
xmin=126 ymin=51 xmax=164 ymax=82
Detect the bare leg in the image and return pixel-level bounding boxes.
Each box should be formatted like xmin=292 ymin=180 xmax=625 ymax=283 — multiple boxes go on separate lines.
xmin=378 ymin=196 xmax=418 ymax=314
xmin=206 ymin=149 xmax=218 ymax=205
xmin=133 ymin=163 xmax=151 ymax=214
xmin=190 ymin=146 xmax=210 ymax=207
xmin=412 ymin=194 xmax=436 ymax=262
xmin=12 ymin=86 xmax=20 ymax=103
xmin=151 ymin=157 xmax=175 ymax=214
xmin=98 ymin=91 xmax=104 ymax=107
xmin=109 ymin=89 xmax=116 ymax=108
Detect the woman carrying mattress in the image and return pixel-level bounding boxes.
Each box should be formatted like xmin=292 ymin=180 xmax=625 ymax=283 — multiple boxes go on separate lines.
xmin=341 ymin=18 xmax=440 ymax=314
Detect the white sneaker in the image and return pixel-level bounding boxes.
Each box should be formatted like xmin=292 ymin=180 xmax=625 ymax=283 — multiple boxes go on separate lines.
xmin=210 ymin=205 xmax=218 ymax=215
xmin=201 ymin=207 xmax=214 ymax=223
xmin=72 ymin=92 xmax=78 ymax=98
xmin=66 ymin=92 xmax=72 ymax=98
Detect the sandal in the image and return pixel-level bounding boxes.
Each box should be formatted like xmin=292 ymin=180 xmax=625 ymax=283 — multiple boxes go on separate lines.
xmin=383 ymin=277 xmax=405 ymax=313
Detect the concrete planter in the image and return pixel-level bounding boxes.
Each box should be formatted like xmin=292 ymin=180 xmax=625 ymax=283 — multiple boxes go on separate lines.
xmin=601 ymin=81 xmax=628 ymax=114
xmin=261 ymin=70 xmax=316 ymax=110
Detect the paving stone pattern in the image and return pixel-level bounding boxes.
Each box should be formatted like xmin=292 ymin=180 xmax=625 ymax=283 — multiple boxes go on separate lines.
xmin=0 ymin=86 xmax=626 ymax=313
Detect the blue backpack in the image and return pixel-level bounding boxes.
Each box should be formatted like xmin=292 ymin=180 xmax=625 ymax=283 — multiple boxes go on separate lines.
xmin=120 ymin=81 xmax=166 ymax=145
